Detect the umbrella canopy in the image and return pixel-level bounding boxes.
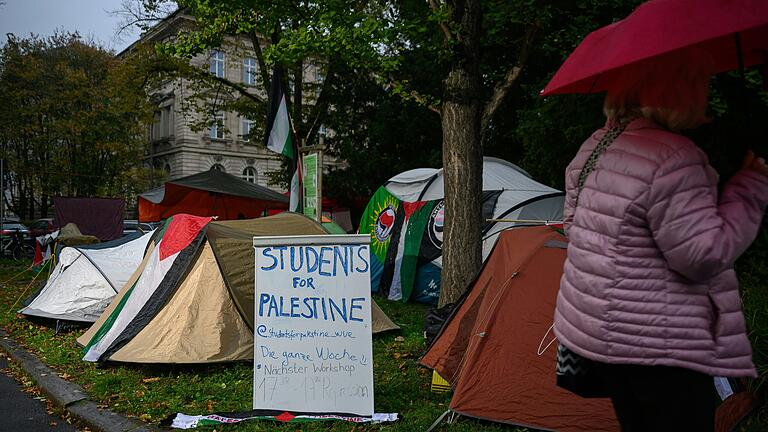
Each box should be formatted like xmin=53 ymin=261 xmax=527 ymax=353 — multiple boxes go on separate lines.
xmin=542 ymin=0 xmax=768 ymax=96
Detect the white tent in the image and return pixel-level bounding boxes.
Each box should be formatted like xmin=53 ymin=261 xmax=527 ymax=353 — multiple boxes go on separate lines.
xmin=386 ymin=157 xmax=564 ymax=258
xmin=361 ymin=157 xmax=564 ymax=304
xmin=19 ymin=231 xmax=153 ymax=322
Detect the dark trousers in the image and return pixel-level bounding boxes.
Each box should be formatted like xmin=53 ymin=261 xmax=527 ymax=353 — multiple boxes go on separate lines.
xmin=603 ymin=363 xmax=715 ymax=432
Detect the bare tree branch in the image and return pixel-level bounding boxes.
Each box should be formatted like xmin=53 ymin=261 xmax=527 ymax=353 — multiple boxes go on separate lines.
xmin=480 ymin=23 xmax=538 ymax=140
xmin=304 ymin=61 xmax=338 ymax=144
xmin=248 ymin=31 xmax=272 ymax=93
xmin=110 ymin=0 xmax=175 ymax=38
xmin=428 ymin=0 xmax=453 ymax=46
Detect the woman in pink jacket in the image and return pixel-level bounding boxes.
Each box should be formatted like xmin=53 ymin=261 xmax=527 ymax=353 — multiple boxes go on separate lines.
xmin=553 ymin=47 xmax=768 ymax=431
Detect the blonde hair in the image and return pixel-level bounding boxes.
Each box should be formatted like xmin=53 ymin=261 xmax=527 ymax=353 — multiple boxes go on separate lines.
xmin=603 ymin=47 xmax=714 ymax=131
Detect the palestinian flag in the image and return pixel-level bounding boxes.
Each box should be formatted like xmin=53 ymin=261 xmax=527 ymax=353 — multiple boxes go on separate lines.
xmin=265 ymin=65 xmax=301 ymax=212
xmin=395 ymin=201 xmax=435 ymax=301
xmin=81 ymin=214 xmax=212 ymax=362
xmin=165 ymin=411 xmax=398 ymax=429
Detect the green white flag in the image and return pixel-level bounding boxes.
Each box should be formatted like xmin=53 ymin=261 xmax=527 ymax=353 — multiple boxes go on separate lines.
xmin=266 ymin=94 xmax=294 ymax=159
xmin=265 ymin=66 xmax=300 ymax=211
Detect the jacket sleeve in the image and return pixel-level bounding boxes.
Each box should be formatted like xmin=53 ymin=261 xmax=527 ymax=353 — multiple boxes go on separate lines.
xmin=647 ymin=146 xmax=768 ymax=282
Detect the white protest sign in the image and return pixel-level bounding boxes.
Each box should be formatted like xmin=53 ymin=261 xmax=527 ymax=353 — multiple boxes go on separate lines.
xmin=253 ymin=234 xmax=373 ymax=417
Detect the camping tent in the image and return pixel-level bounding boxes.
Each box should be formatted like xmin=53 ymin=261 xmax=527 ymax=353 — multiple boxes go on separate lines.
xmin=359 ymin=157 xmax=564 ymax=304
xmin=138 ymin=170 xmax=289 ymax=222
xmin=420 ymin=226 xmax=619 ymax=431
xmin=19 ymin=231 xmax=153 ymax=322
xmin=77 ymin=212 xmax=399 ymax=363
xmin=420 ymin=226 xmax=756 ymax=432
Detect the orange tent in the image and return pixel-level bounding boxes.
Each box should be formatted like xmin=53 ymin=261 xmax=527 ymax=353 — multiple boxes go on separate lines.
xmin=138 ymin=170 xmax=288 ymax=222
xmin=420 ymin=226 xmax=619 ymax=431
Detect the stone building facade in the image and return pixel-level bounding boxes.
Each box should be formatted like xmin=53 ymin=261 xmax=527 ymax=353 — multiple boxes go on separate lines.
xmin=123 ymin=10 xmax=327 ymax=190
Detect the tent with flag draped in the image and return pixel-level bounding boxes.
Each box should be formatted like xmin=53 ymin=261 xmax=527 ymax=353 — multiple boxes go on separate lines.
xmin=359 ymin=157 xmax=564 ymax=304
xmin=138 ymin=170 xmax=288 ymax=222
xmin=77 ymin=212 xmax=399 ymax=363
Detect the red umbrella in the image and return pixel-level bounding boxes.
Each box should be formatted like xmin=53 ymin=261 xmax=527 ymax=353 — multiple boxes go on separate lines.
xmin=541 ymin=0 xmax=768 ymax=96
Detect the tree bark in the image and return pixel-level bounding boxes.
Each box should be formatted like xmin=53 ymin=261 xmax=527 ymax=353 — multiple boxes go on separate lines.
xmin=438 ymin=0 xmax=483 ymax=307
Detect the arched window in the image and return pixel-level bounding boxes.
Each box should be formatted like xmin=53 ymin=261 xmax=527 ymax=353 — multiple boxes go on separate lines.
xmin=242 ymin=166 xmax=257 ymax=183
xmin=164 ymin=163 xmax=172 ymax=176
xmin=210 ymin=163 xmax=225 ymax=173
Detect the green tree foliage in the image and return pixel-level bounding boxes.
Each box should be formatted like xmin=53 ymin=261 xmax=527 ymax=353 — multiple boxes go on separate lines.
xmin=0 ymin=33 xmax=156 ymax=219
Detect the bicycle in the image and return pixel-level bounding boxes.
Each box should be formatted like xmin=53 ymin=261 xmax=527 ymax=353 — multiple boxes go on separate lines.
xmin=1 ymin=230 xmax=35 ymax=262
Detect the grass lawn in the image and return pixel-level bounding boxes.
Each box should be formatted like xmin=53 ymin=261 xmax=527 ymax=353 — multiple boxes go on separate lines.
xmin=1 ymin=248 xmax=767 ymax=431
xmin=0 ymin=258 xmax=513 ymax=431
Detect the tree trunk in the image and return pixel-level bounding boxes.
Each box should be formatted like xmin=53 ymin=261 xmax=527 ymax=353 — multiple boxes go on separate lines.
xmin=438 ymin=0 xmax=483 ymax=307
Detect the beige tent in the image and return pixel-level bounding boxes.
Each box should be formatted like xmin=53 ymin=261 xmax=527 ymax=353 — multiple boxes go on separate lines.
xmin=78 ymin=213 xmax=398 ymax=363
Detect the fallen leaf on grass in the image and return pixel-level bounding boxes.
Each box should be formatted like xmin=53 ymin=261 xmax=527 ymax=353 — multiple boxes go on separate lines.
xmin=58 ymin=373 xmax=71 ymax=380
xmin=141 ymin=377 xmax=160 ymax=384
xmin=393 ymin=352 xmax=412 ymax=359
xmin=206 ymin=400 xmax=216 ymax=411
xmin=394 ymin=336 xmax=405 ymax=342
xmin=139 ymin=413 xmax=152 ymax=422
xmin=135 ymin=390 xmax=145 ymax=398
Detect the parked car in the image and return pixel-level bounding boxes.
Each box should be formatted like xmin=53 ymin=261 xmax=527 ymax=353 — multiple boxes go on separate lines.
xmin=28 ymin=218 xmax=57 ymax=239
xmin=123 ymin=220 xmax=155 ymax=236
xmin=0 ymin=221 xmax=30 ymax=238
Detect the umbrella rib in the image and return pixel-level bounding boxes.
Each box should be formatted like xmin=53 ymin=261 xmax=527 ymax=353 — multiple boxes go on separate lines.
xmin=587 ymin=72 xmax=601 ymax=94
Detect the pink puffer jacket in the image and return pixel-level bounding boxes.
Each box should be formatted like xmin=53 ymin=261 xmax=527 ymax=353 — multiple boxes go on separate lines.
xmin=554 ymin=118 xmax=768 ymax=377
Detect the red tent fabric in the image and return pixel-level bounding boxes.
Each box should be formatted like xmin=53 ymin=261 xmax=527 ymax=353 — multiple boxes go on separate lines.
xmin=421 ymin=226 xmax=619 ymax=431
xmin=138 ymin=170 xmax=288 ymax=222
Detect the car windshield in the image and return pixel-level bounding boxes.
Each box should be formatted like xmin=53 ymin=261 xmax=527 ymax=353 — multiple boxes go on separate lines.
xmin=1 ymin=223 xmax=27 ymax=231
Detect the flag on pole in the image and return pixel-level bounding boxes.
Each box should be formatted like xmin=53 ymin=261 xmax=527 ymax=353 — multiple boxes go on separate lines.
xmin=265 ymin=66 xmax=301 ymax=212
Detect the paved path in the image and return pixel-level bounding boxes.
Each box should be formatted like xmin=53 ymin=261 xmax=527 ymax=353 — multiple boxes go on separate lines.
xmin=0 ymin=357 xmax=77 ymax=431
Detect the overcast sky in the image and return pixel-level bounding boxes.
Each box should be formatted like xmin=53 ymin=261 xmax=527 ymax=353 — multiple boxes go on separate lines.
xmin=0 ymin=0 xmax=141 ymax=52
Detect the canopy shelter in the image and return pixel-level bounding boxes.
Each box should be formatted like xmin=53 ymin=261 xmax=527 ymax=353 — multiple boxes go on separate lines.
xmin=359 ymin=157 xmax=564 ymax=304
xmin=19 ymin=231 xmax=153 ymax=322
xmin=78 ymin=212 xmax=399 ymax=364
xmin=139 ymin=170 xmax=289 ymax=222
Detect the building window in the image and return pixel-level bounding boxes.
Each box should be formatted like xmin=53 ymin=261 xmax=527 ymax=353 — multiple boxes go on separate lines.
xmin=150 ymin=111 xmax=162 ymax=141
xmin=161 ymin=106 xmax=173 ymax=137
xmin=164 ymin=163 xmax=171 ymax=176
xmin=209 ymin=50 xmax=225 ymax=78
xmin=210 ymin=163 xmax=225 ymax=172
xmin=314 ymin=70 xmax=324 ymax=98
xmin=209 ymin=111 xmax=225 ymax=139
xmin=242 ymin=118 xmax=254 ymax=141
xmin=243 ymin=57 xmax=258 ymax=86
xmin=242 ymin=166 xmax=257 ymax=183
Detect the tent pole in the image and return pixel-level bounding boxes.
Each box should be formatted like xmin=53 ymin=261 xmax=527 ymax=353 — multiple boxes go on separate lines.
xmin=485 ymin=218 xmax=563 ymax=225
xmin=425 ymin=409 xmax=452 ymax=432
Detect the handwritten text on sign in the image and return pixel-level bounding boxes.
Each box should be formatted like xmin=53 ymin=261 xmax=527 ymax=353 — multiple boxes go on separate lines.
xmin=253 ymin=235 xmax=373 ymax=417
